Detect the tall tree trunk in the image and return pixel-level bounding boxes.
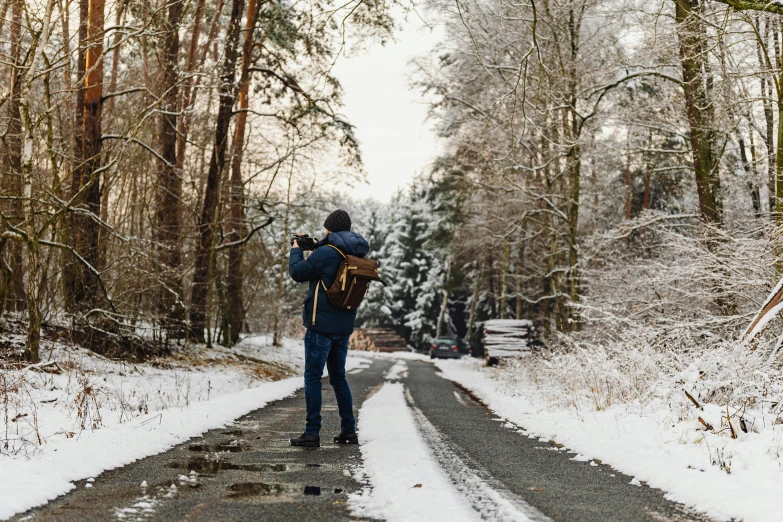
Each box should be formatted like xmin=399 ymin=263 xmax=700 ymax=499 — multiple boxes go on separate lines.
xmin=674 ymin=0 xmax=722 ymax=224
xmin=80 ymin=0 xmax=105 ymax=306
xmin=1 ymin=0 xmax=26 ymax=315
xmin=225 ymin=0 xmax=261 ymax=347
xmin=564 ymin=7 xmax=582 ymax=331
xmin=20 ymin=0 xmax=57 ymax=362
xmin=272 ymin=171 xmax=292 ymax=347
xmin=65 ymin=0 xmax=103 ymax=311
xmin=756 ymin=17 xmax=776 ymax=213
xmin=487 ymin=251 xmax=497 ymax=318
xmin=272 ymin=245 xmax=287 ymax=347
xmin=739 ymin=137 xmax=762 ymax=217
xmin=189 ymin=0 xmax=247 ymax=341
xmin=515 ymin=233 xmax=525 ymax=320
xmin=435 ymin=259 xmax=451 ymax=337
xmin=57 ymin=0 xmax=73 ymax=187
xmin=566 ymin=130 xmax=581 ymax=330
xmin=774 ymin=40 xmax=783 ymax=220
xmin=0 ymin=0 xmax=10 ymax=35
xmin=156 ymin=0 xmax=185 ymax=336
xmin=499 ymin=240 xmax=509 ymax=319
xmin=105 ymin=0 xmax=126 ymax=115
xmin=625 ymin=154 xmax=632 ymax=220
xmin=465 ymin=259 xmax=483 ymax=340
xmin=749 ymin=130 xmax=762 ymax=217
xmin=64 ymin=0 xmax=88 ymax=309
xmin=541 ymin=131 xmax=562 ymax=331
xmin=545 ymin=202 xmax=566 ymax=332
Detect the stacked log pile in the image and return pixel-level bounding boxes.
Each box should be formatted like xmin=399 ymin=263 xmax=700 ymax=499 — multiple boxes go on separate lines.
xmin=350 ymin=328 xmax=408 ymax=353
xmin=483 ymin=319 xmax=535 ymax=366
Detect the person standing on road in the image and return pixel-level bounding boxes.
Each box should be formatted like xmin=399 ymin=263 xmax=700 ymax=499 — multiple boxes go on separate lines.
xmin=288 ymin=209 xmax=369 ymax=448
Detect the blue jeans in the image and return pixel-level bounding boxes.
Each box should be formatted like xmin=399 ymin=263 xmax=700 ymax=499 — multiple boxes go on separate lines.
xmin=303 ymin=330 xmax=356 ymax=436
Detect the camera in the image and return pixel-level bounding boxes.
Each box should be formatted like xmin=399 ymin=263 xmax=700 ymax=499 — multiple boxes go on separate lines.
xmin=290 ymin=233 xmax=318 ymax=251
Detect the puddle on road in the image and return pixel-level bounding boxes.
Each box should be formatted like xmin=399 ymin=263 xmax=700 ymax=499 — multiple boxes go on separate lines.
xmin=167 ymin=458 xmax=287 ymax=474
xmin=188 ymin=442 xmax=243 ymax=453
xmin=304 ymin=486 xmax=321 ymax=496
xmin=226 ymin=482 xmax=292 ymax=497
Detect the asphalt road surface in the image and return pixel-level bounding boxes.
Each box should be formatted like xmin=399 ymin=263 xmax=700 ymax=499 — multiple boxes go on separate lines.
xmin=14 ymin=357 xmax=712 ymax=522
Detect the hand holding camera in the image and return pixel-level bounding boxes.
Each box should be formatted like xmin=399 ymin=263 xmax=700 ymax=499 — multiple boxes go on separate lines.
xmin=290 ymin=233 xmax=318 ymax=251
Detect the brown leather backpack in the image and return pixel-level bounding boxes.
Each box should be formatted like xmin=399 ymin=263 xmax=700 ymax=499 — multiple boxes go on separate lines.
xmin=311 ymin=244 xmax=385 ymax=325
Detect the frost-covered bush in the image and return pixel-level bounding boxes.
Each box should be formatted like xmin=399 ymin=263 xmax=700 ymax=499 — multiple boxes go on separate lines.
xmin=579 ymin=211 xmax=779 ymax=345
xmin=509 ymin=212 xmax=783 ymax=418
xmin=510 ymin=337 xmax=783 ymax=416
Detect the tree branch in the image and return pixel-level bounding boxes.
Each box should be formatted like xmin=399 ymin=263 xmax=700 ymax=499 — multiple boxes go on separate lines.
xmin=715 ymin=0 xmax=783 ymax=15
xmin=214 ymin=216 xmax=274 ymax=252
xmin=39 ymin=239 xmax=117 ymax=312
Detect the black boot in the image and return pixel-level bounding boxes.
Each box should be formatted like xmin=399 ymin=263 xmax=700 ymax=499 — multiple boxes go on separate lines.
xmin=290 ymin=433 xmax=320 ymax=447
xmin=333 ymin=431 xmax=358 ymax=444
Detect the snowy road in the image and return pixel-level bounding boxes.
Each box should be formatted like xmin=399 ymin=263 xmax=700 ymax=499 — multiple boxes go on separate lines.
xmin=12 ymin=357 xmax=711 ymax=522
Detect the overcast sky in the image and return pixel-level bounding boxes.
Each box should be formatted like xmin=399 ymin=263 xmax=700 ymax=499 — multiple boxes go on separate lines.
xmin=332 ymin=12 xmax=442 ymax=202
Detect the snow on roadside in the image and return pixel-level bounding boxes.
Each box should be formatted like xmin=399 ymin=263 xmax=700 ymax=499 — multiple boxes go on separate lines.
xmin=0 ymin=334 xmax=366 ymax=520
xmin=0 ymin=374 xmax=302 ymax=519
xmin=434 ymin=357 xmax=783 ymax=522
xmin=349 ymin=381 xmax=479 ymax=522
xmin=385 ymin=360 xmax=408 ymax=380
xmin=350 ymin=350 xmax=431 ymax=363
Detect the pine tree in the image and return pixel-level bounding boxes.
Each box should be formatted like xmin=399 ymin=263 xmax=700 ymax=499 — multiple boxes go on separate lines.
xmin=359 ymin=180 xmax=456 ymax=348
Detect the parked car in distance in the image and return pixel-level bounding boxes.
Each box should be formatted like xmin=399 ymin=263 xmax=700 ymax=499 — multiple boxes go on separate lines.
xmin=430 ymin=337 xmax=462 ymax=359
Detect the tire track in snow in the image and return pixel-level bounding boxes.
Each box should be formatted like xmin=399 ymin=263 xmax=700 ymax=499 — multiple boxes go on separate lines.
xmin=350 ymin=381 xmax=480 ymax=521
xmin=404 ymin=388 xmax=551 ymax=522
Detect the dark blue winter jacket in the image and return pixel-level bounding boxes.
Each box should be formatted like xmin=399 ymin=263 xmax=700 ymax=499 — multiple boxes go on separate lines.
xmin=289 ymin=231 xmax=370 ymax=336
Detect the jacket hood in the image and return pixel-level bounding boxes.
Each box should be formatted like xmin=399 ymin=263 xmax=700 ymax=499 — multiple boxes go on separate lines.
xmin=318 ymin=231 xmax=369 ymax=257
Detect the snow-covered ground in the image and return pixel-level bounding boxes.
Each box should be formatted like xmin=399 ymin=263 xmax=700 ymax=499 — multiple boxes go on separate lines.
xmin=350 ymin=360 xmax=481 ymax=521
xmin=11 ymin=338 xmax=779 ymax=522
xmin=434 ymin=357 xmax=783 ymax=522
xmin=349 ymin=381 xmax=479 ymax=521
xmin=0 ymin=334 xmax=362 ymax=520
xmin=349 ymin=350 xmax=431 ymax=363
xmin=350 ymin=357 xmax=541 ymax=522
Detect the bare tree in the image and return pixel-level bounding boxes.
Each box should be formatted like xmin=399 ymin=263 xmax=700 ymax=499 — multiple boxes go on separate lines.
xmin=189 ymin=0 xmax=248 ymax=342
xmin=155 ymin=0 xmax=186 ymax=336
xmin=0 ymin=0 xmax=26 ymax=315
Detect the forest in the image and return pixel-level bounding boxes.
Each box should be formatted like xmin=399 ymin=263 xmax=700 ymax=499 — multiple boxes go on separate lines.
xmin=4 ymin=0 xmax=783 ymax=378
xmin=0 ymin=0 xmax=393 ymax=360
xmin=366 ymin=0 xmax=783 ymax=371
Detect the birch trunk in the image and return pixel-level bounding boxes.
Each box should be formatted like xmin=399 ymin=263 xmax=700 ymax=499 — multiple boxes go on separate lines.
xmin=20 ymin=0 xmax=56 ymax=362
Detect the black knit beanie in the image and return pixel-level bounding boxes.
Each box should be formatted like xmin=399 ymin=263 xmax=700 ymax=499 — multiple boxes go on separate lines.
xmin=324 ymin=209 xmax=351 ymax=232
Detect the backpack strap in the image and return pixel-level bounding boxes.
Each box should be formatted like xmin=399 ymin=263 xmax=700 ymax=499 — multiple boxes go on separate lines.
xmin=323 ymin=244 xmax=346 ymax=258
xmin=311 ymin=280 xmax=328 ymax=325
